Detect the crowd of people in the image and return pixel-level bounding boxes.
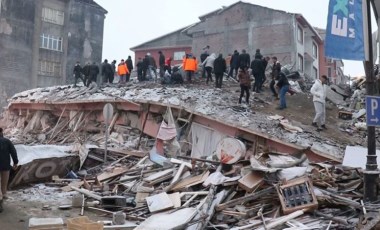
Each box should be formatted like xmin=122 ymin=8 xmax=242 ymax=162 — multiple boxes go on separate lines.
xmin=72 ymin=48 xmax=296 ymax=111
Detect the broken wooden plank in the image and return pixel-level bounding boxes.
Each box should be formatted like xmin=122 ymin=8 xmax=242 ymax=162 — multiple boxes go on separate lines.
xmin=97 ymin=167 xmax=129 ymax=182
xmin=238 ymin=171 xmax=264 ymax=193
xmin=216 ymin=187 xmax=275 ymax=211
xmin=101 ymin=148 xmax=147 ymax=158
xmin=70 ymin=187 xmax=102 ymax=201
xmin=171 ymin=171 xmax=210 ymax=191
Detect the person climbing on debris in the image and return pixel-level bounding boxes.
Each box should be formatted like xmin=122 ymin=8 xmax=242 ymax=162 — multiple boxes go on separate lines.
xmin=0 ymin=128 xmax=18 ymax=213
xmin=311 ymin=75 xmax=328 ymax=131
xmin=73 ymin=61 xmax=84 ymax=87
xmin=275 ymin=72 xmax=290 ymax=110
xmin=238 ymin=67 xmax=251 ymax=105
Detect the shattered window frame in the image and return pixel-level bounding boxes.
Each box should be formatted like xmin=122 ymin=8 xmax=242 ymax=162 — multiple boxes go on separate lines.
xmin=42 ymin=7 xmax=65 ymax=25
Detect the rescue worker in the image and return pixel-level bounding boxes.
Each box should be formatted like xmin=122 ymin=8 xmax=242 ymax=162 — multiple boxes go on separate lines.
xmin=213 ymin=54 xmax=227 ymax=88
xmin=182 ymin=54 xmax=197 ymax=83
xmin=117 ymin=59 xmax=129 ymax=84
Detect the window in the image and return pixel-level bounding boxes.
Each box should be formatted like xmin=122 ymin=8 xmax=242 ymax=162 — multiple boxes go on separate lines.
xmin=42 ymin=7 xmax=64 ymax=25
xmin=39 ymin=60 xmax=62 ymax=77
xmin=313 ymin=67 xmax=318 ymax=79
xmin=298 ymin=54 xmax=304 ymax=72
xmin=173 ymin=51 xmax=186 ymax=61
xmin=312 ymin=42 xmax=318 ymax=58
xmin=297 ymin=25 xmax=303 ymax=44
xmin=40 ymin=34 xmax=63 ymax=51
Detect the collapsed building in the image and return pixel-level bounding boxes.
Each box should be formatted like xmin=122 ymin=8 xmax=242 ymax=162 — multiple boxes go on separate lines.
xmin=1 ymin=79 xmax=379 ymax=229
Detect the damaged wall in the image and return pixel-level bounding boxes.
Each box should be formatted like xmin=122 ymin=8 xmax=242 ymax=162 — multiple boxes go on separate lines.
xmin=0 ymin=0 xmax=106 ymax=109
xmin=0 ymin=0 xmax=34 ymax=109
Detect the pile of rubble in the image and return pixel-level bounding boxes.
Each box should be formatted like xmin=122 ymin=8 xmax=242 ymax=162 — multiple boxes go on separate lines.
xmin=1 ymin=82 xmax=377 ymax=229
xmin=22 ymin=145 xmax=377 ymax=229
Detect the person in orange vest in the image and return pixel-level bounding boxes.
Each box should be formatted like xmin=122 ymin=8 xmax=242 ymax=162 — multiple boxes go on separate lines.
xmin=117 ymin=59 xmax=129 ymax=84
xmin=182 ymin=53 xmax=198 ymax=83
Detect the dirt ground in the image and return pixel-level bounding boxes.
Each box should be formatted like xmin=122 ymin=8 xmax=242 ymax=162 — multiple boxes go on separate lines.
xmin=254 ymin=87 xmax=357 ymax=145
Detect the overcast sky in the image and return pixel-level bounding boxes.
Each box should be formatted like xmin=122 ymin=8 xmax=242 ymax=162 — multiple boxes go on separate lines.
xmin=95 ymin=0 xmax=373 ymax=77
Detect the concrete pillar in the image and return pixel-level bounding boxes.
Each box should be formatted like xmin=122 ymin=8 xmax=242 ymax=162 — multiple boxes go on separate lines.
xmin=31 ymin=0 xmax=42 ymax=88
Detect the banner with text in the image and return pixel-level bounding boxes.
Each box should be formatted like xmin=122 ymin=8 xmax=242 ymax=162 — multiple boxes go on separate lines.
xmin=325 ymin=0 xmax=368 ymax=60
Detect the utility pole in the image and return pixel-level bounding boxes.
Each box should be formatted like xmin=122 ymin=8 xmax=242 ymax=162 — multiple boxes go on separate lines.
xmin=364 ymin=0 xmax=379 ymax=201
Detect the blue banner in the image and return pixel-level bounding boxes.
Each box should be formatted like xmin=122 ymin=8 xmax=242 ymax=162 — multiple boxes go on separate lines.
xmin=325 ymin=0 xmax=366 ymax=60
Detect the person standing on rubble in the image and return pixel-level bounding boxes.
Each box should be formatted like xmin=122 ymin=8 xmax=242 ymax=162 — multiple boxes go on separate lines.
xmin=117 ymin=59 xmax=129 ymax=84
xmin=251 ymin=53 xmax=265 ymax=93
xmin=275 ymin=72 xmax=290 ymax=110
xmin=73 ymin=61 xmax=84 ymax=87
xmin=262 ymin=56 xmax=271 ymax=90
xmin=182 ymin=53 xmax=197 ymax=83
xmin=202 ymin=53 xmax=216 ymax=84
xmin=213 ymin=54 xmax=227 ymax=88
xmin=311 ymin=75 xmax=328 ymax=131
xmin=136 ymin=57 xmax=144 ymax=81
xmin=270 ymin=57 xmax=281 ymax=99
xmin=238 ymin=67 xmax=251 ymax=105
xmin=164 ymin=57 xmax=172 ymax=75
xmin=158 ymin=51 xmax=165 ymax=78
xmin=0 ymin=128 xmax=18 ymax=213
xmin=229 ymin=50 xmax=240 ymax=79
xmin=200 ymin=48 xmax=209 ymax=79
xmin=126 ymin=56 xmax=133 ymax=82
xmin=81 ymin=62 xmax=91 ymax=87
xmin=88 ymin=62 xmax=100 ymax=86
xmin=101 ymin=59 xmax=114 ymax=85
xmin=238 ymin=49 xmax=250 ymax=70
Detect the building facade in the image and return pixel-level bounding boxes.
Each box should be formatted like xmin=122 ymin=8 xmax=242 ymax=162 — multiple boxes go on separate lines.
xmin=131 ymin=1 xmax=322 ymax=81
xmin=130 ymin=27 xmax=193 ymax=66
xmin=0 ymin=0 xmax=106 ymax=108
xmin=315 ymin=28 xmax=346 ymax=84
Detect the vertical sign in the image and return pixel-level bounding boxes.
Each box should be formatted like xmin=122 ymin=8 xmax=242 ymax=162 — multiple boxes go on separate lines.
xmin=325 ymin=0 xmax=368 ymax=60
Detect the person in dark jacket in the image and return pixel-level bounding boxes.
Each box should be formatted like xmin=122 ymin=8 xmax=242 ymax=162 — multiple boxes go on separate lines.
xmin=164 ymin=57 xmax=172 ymax=75
xmin=276 ymin=72 xmax=290 ymax=110
xmin=142 ymin=55 xmax=149 ymax=80
xmin=270 ymin=57 xmax=281 ymax=99
xmin=0 ymin=128 xmax=18 ymax=212
xmin=101 ymin=59 xmax=114 ymax=84
xmin=147 ymin=53 xmax=157 ymax=81
xmin=228 ymin=50 xmax=239 ymax=79
xmin=238 ymin=67 xmax=251 ymax=104
xmin=250 ymin=54 xmax=265 ymax=93
xmin=171 ymin=66 xmax=184 ymax=84
xmin=213 ymin=54 xmax=227 ymax=88
xmin=88 ymin=62 xmax=99 ymax=86
xmin=81 ymin=62 xmax=91 ymax=87
xmin=126 ymin=56 xmax=133 ymax=82
xmin=73 ymin=61 xmax=84 ymax=87
xmin=200 ymin=51 xmax=209 ymax=79
xmin=158 ymin=51 xmax=165 ymax=78
xmin=136 ymin=57 xmax=144 ymax=81
xmin=111 ymin=60 xmax=117 ymax=82
xmin=238 ymin=49 xmax=250 ymax=69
